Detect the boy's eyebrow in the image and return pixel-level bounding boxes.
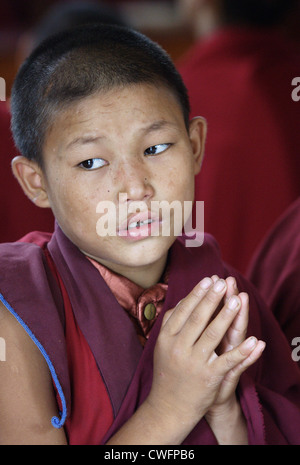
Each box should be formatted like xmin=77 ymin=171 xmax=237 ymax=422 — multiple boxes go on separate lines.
xmin=141 ymin=120 xmax=178 ymax=134
xmin=66 ymin=135 xmax=104 ymax=150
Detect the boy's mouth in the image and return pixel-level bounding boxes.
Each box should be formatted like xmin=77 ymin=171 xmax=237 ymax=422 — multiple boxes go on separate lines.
xmin=117 ymin=211 xmax=161 ymax=239
xmin=127 ymin=218 xmax=154 ymax=230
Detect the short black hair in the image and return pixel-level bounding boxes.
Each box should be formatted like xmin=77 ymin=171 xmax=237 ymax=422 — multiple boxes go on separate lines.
xmin=222 ymin=0 xmax=298 ymax=27
xmin=11 ymin=24 xmax=190 ymax=167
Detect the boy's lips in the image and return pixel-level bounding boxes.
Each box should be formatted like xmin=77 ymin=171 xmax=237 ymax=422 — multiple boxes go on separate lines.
xmin=117 ymin=211 xmax=161 ymax=238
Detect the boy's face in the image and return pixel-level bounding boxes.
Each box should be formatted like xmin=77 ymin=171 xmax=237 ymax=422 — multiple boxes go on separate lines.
xmin=22 ymin=84 xmax=205 ymax=286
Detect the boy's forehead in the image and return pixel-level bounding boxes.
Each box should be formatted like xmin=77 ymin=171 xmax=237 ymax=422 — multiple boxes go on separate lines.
xmin=48 ymin=84 xmax=186 ymax=140
xmin=75 ymin=83 xmax=182 ymax=111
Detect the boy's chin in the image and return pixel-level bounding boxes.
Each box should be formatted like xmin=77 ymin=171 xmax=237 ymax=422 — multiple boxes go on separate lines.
xmin=108 ymin=235 xmax=175 ymax=267
xmin=119 ymin=235 xmax=174 ymax=260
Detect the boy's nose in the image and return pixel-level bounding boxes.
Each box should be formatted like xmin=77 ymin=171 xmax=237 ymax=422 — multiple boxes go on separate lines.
xmin=116 ymin=160 xmax=154 ymax=202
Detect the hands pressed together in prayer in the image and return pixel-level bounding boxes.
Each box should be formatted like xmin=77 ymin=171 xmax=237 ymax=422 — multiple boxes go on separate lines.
xmin=108 ymin=276 xmax=265 ymax=445
xmin=149 ymin=275 xmax=265 ymax=444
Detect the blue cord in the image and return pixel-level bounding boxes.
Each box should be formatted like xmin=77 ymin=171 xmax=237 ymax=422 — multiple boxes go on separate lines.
xmin=0 ymin=292 xmax=67 ymax=428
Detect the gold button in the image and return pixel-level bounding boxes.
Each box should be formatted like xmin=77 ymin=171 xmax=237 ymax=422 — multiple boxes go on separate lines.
xmin=144 ymin=303 xmax=156 ymax=320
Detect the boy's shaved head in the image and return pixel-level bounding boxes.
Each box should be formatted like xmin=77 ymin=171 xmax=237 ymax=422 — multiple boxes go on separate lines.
xmin=11 ymin=24 xmax=190 ymax=167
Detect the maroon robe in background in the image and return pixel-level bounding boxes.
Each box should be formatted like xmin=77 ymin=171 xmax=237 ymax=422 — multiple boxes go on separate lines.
xmin=0 ymin=102 xmax=54 ymax=243
xmin=248 ymin=196 xmax=300 ymax=363
xmin=0 ymin=224 xmax=300 ymax=444
xmin=178 ymin=27 xmax=300 ymax=274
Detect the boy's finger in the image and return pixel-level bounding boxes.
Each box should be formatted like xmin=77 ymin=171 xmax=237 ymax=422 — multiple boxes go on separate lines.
xmin=162 ymin=277 xmax=214 ymax=334
xmin=215 ymin=338 xmax=266 ymax=377
xmin=225 ymin=292 xmax=249 ymax=347
xmin=177 ymin=279 xmax=228 ymax=344
xmin=220 ymin=292 xmax=250 ymax=355
xmin=212 ymin=340 xmax=266 ymax=403
xmin=224 ymin=277 xmax=238 ymax=302
xmin=194 ymin=293 xmax=242 ymax=357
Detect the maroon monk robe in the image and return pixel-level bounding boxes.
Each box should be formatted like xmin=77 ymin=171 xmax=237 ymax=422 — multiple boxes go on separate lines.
xmin=248 ymin=196 xmax=300 ymax=365
xmin=0 ymin=102 xmax=54 ymax=243
xmin=178 ymin=27 xmax=300 ymax=273
xmin=0 ymin=223 xmax=300 ymax=444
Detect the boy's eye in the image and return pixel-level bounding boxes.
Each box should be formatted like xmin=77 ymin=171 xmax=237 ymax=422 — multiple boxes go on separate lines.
xmin=79 ymin=158 xmax=107 ymax=170
xmin=144 ymin=143 xmax=171 ymax=156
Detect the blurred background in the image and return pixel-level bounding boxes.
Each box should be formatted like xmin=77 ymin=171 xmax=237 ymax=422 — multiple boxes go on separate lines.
xmin=0 ymin=0 xmax=196 ymax=97
xmin=1 ymin=0 xmax=299 ymax=97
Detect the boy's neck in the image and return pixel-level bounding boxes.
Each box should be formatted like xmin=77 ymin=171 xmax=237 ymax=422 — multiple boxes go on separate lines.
xmin=83 ymin=251 xmax=169 ymax=289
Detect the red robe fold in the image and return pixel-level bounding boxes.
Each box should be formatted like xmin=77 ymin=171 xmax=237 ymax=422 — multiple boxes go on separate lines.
xmin=0 ymin=224 xmax=300 ymax=444
xmin=178 ymin=27 xmax=300 ymax=273
xmin=247 ymin=196 xmax=300 ymax=364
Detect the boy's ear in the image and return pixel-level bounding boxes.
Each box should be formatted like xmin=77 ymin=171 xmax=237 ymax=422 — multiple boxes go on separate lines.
xmin=11 ymin=156 xmax=51 ymax=208
xmin=189 ymin=116 xmax=207 ymax=175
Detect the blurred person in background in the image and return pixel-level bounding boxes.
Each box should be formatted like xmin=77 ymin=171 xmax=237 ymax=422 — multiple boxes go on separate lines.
xmin=247 ymin=195 xmax=300 ymax=360
xmin=177 ymin=0 xmax=300 ymax=273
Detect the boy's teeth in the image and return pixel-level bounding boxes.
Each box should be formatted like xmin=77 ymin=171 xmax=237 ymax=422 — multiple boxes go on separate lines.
xmin=128 ymin=221 xmax=139 ymax=229
xmin=128 ymin=219 xmax=153 ymax=229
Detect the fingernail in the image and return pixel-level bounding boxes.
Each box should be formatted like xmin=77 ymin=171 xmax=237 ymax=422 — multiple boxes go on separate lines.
xmin=213 ymin=279 xmax=226 ymax=293
xmin=200 ymin=277 xmax=212 ymax=289
xmin=228 ymin=277 xmax=237 ymax=289
xmin=228 ymin=295 xmax=240 ymax=310
xmin=244 ymin=336 xmax=257 ymax=349
xmin=259 ymin=341 xmax=266 ymax=353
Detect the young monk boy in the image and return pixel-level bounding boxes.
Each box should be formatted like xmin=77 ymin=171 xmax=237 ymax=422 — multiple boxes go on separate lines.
xmin=0 ymin=24 xmax=300 ymax=445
